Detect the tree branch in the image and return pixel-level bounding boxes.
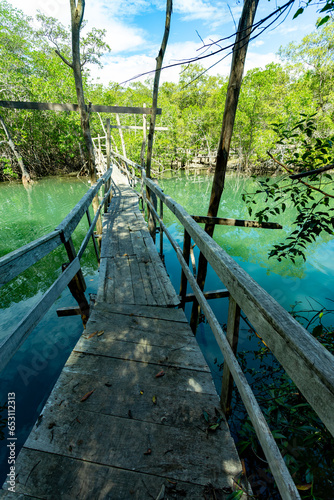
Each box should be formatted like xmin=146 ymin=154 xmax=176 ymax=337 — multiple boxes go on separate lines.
xmin=268 ymin=152 xmax=334 ymax=199
xmin=55 ymin=50 xmax=73 ymax=69
xmin=290 ymin=164 xmax=334 ymax=179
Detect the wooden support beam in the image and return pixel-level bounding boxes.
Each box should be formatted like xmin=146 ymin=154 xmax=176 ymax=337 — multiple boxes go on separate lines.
xmin=221 ymin=297 xmax=241 ymax=416
xmin=179 ymin=230 xmax=191 ymax=309
xmin=110 ymin=125 xmax=168 ymax=131
xmin=182 ymin=289 xmax=229 ymax=303
xmin=56 ymin=306 xmax=81 ymax=317
xmin=192 ymin=215 xmax=282 ymax=230
xmin=63 ymin=237 xmax=89 ymax=327
xmin=0 ymin=101 xmax=161 ymax=115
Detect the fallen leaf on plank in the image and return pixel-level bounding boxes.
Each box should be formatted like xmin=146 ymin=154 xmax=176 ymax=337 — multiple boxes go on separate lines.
xmin=97 ymin=330 xmax=104 ymax=336
xmin=155 ymin=370 xmax=165 ymax=378
xmin=80 ymin=390 xmax=94 ymax=402
xmin=87 ymin=331 xmax=98 ymax=339
xmin=152 ymin=395 xmax=157 ymax=404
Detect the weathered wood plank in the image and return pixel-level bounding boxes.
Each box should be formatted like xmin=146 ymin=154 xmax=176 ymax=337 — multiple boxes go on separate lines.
xmin=86 ymin=305 xmax=193 ymax=344
xmin=192 ymin=214 xmax=283 ymax=229
xmin=24 ymin=408 xmax=240 ymax=487
xmin=145 ymin=177 xmax=334 ymax=437
xmin=143 ymin=234 xmax=180 ymax=306
xmin=0 ymin=230 xmax=62 ymax=287
xmin=0 ymin=258 xmax=81 ymax=373
xmin=183 ymin=288 xmax=229 ymax=302
xmin=0 ymin=101 xmax=161 ymax=115
xmin=114 ymin=257 xmax=135 ymax=304
xmin=92 ymin=302 xmax=188 ymax=323
xmin=1 ymin=448 xmax=219 ymax=499
xmin=137 ymin=257 xmax=167 ymax=306
xmin=128 ymin=256 xmax=148 ymax=305
xmin=38 ymin=351 xmax=214 ymax=418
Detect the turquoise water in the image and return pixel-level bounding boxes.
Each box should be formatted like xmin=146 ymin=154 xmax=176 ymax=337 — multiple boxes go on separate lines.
xmin=0 ymin=177 xmax=100 ymax=484
xmin=0 ymin=172 xmax=333 ymax=485
xmin=156 ymin=172 xmax=334 ymax=387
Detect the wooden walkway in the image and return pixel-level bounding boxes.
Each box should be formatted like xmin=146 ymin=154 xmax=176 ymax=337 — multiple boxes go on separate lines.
xmin=1 ymin=167 xmax=243 ymax=499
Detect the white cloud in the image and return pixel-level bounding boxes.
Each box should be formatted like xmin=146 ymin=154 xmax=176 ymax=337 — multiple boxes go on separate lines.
xmin=245 ymin=51 xmax=279 ymax=72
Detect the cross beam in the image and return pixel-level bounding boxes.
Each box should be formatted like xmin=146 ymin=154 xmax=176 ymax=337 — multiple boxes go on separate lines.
xmin=0 ymin=101 xmax=161 ymax=115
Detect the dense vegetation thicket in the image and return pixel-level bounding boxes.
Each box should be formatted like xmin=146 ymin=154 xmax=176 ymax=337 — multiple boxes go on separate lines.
xmin=1 ymin=1 xmax=334 ymax=181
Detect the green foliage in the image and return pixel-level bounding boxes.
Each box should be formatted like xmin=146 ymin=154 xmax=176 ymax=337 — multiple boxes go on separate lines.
xmin=243 ymin=114 xmax=334 ymax=262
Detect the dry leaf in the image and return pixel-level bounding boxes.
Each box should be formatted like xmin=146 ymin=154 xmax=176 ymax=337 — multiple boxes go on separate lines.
xmin=297 ymin=484 xmax=312 ymax=491
xmin=107 ymin=277 xmax=113 ymax=281
xmin=123 ymin=253 xmax=128 ymax=256
xmin=140 ymin=390 xmax=144 ymax=395
xmin=152 ymin=395 xmax=157 ymax=404
xmin=155 ymin=370 xmax=165 ymax=378
xmin=97 ymin=330 xmax=104 ymax=336
xmin=88 ymin=331 xmax=98 ymax=339
xmin=80 ymin=390 xmax=94 ymax=402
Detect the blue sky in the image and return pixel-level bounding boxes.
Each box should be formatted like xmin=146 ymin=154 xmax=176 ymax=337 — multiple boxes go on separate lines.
xmin=9 ymin=0 xmax=322 ymax=85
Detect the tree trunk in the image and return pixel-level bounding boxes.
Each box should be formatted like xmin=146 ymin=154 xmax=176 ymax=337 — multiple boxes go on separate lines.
xmin=146 ymin=0 xmax=173 ymax=240
xmin=0 ymin=114 xmax=31 ymax=184
xmin=70 ymin=0 xmax=102 ymax=236
xmin=190 ymin=0 xmax=259 ymax=332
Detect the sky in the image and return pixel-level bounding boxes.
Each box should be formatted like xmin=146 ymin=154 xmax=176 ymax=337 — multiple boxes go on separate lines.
xmin=8 ymin=0 xmax=322 ymax=87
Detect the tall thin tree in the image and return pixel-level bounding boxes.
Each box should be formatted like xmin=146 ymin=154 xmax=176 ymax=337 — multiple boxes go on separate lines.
xmin=190 ymin=0 xmax=260 ymax=331
xmin=146 ymin=0 xmax=173 ymax=239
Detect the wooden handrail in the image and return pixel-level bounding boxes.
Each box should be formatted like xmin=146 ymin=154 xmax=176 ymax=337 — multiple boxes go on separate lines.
xmin=114 ymin=157 xmax=334 ymax=499
xmin=0 ymin=169 xmax=112 ymax=287
xmin=0 ymin=169 xmax=113 ymax=371
xmin=144 ymin=176 xmax=334 ymax=438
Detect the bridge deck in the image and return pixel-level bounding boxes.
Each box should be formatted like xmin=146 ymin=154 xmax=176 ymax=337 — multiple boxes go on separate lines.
xmin=1 ymin=167 xmax=243 ymax=499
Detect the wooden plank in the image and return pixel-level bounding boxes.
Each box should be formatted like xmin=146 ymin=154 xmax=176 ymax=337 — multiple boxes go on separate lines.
xmin=145 ymin=177 xmax=334 ymax=437
xmin=93 ymin=302 xmax=188 ymax=323
xmin=0 ymin=258 xmax=81 ymax=373
xmin=0 ymin=230 xmax=62 ymax=287
xmin=116 ymin=230 xmax=134 ymax=257
xmin=183 ymin=288 xmax=229 ymax=302
xmin=110 ymin=124 xmax=168 ymax=130
xmin=23 ymin=409 xmax=240 ymax=487
xmin=56 ymin=306 xmax=81 ymax=317
xmin=143 ymin=234 xmax=180 ymax=306
xmin=128 ymin=256 xmax=148 ymax=305
xmin=1 ymin=448 xmax=211 ymax=499
xmin=85 ymin=305 xmax=193 ymax=344
xmin=137 ymin=257 xmax=167 ymax=306
xmin=103 ymin=258 xmax=115 ymax=304
xmin=192 ymin=214 xmax=283 ymax=229
xmin=49 ymin=352 xmax=214 ymax=413
xmin=74 ymin=334 xmax=209 ymax=372
xmin=114 ymin=257 xmax=135 ymax=304
xmin=0 ymin=101 xmax=162 ymax=115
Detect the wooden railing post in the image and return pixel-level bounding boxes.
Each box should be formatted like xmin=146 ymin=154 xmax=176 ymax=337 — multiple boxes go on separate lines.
xmin=104 ymin=119 xmax=111 ymax=212
xmin=63 ymin=237 xmax=90 ymax=327
xmin=86 ymin=210 xmax=100 ymax=263
xmin=220 ymin=296 xmax=241 ymax=416
xmin=159 ymin=192 xmax=164 ymax=260
xmin=179 ymin=229 xmax=191 ymax=309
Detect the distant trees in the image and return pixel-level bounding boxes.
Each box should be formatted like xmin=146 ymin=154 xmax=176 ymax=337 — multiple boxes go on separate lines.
xmin=1 ymin=2 xmax=334 ymax=183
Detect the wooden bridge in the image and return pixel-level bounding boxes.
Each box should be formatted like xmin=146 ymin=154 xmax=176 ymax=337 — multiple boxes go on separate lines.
xmin=1 ymin=157 xmax=334 ymax=500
